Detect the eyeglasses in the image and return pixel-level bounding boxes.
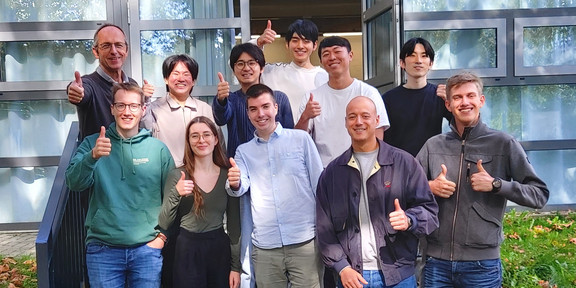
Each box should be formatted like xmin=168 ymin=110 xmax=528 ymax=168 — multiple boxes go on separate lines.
xmin=97 ymin=42 xmax=127 ymax=51
xmin=190 ymin=132 xmax=214 ymax=143
xmin=113 ymin=103 xmax=142 ymax=112
xmin=234 ymin=60 xmax=259 ymax=70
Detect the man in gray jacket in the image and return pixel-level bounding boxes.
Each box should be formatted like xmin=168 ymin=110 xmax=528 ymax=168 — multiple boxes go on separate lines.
xmin=416 ymin=71 xmax=549 ymax=288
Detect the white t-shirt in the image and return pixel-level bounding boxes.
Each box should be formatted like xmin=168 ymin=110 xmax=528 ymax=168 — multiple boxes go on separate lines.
xmin=298 ymin=79 xmax=390 ymax=167
xmin=262 ymin=62 xmax=328 ymax=123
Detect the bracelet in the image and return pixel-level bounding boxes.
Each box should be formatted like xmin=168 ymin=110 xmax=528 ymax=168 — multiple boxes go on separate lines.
xmin=156 ymin=233 xmax=168 ymax=243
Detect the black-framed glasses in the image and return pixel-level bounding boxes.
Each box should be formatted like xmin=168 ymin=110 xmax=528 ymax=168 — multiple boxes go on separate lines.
xmin=113 ymin=103 xmax=142 ymax=112
xmin=190 ymin=132 xmax=214 ymax=143
xmin=97 ymin=42 xmax=127 ymax=51
xmin=234 ymin=60 xmax=259 ymax=70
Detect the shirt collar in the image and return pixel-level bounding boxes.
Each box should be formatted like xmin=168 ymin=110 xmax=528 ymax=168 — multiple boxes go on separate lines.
xmin=255 ymin=122 xmax=283 ymax=143
xmin=166 ymin=93 xmax=197 ymax=110
xmin=96 ymin=66 xmax=129 ymax=84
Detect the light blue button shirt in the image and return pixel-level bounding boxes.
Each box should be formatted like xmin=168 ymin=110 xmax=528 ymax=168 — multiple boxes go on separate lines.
xmin=227 ymin=123 xmax=323 ymax=249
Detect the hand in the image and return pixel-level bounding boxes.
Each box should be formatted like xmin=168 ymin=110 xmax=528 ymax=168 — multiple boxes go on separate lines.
xmin=302 ymin=93 xmax=321 ymax=120
xmin=146 ymin=236 xmax=165 ymax=249
xmin=339 ymin=267 xmax=368 ymax=288
xmin=229 ymin=271 xmax=240 ymax=288
xmin=68 ymin=71 xmax=85 ymax=104
xmin=217 ymin=72 xmax=230 ymax=101
xmin=142 ymin=79 xmax=155 ymax=98
xmin=470 ymin=159 xmax=494 ymax=192
xmin=256 ymin=20 xmax=277 ymax=48
xmin=176 ymin=171 xmax=194 ymax=197
xmin=92 ymin=126 xmax=111 ymax=159
xmin=228 ymin=158 xmax=241 ymax=190
xmin=436 ymin=84 xmax=447 ymax=100
xmin=429 ymin=164 xmax=456 ymax=198
xmin=389 ymin=199 xmax=410 ymax=231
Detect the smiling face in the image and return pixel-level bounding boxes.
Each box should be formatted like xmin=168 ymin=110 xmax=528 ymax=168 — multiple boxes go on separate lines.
xmin=345 ymin=96 xmax=380 ymax=151
xmin=233 ymin=52 xmax=262 ymax=89
xmin=111 ymin=89 xmax=145 ymax=138
xmin=188 ymin=122 xmax=218 ymax=159
xmin=92 ymin=26 xmax=128 ymax=78
xmin=165 ymin=61 xmax=195 ymax=100
xmin=247 ymin=92 xmax=278 ymax=140
xmin=320 ymin=45 xmax=353 ymax=77
xmin=287 ymin=33 xmax=316 ymax=66
xmin=400 ymin=43 xmax=433 ymax=80
xmin=446 ymin=81 xmax=485 ymax=134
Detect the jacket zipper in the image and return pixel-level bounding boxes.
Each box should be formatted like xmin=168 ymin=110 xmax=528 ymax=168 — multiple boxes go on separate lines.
xmin=450 ymin=128 xmax=470 ymax=260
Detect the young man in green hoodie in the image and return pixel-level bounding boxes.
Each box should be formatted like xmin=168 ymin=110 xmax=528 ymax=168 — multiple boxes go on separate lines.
xmin=66 ymin=82 xmax=174 ymax=288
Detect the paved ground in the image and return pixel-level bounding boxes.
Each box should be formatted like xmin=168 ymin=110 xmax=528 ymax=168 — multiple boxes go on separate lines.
xmin=0 ymin=231 xmax=37 ymax=257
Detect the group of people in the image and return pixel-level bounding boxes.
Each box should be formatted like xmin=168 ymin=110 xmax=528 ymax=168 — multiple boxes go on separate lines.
xmin=64 ymin=20 xmax=549 ymax=288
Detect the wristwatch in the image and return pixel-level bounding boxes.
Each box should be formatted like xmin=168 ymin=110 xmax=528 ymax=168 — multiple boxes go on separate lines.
xmin=492 ymin=178 xmax=502 ymax=192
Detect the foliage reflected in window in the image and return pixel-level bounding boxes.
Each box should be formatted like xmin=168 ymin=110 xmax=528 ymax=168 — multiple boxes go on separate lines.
xmin=0 ymin=0 xmax=105 ymax=22
xmin=523 ymin=26 xmax=576 ymax=67
xmin=404 ymin=0 xmax=576 ymax=12
xmin=139 ymin=0 xmax=230 ymax=20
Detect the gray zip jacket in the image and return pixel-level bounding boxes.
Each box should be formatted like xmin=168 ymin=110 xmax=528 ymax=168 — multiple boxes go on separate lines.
xmin=416 ymin=117 xmax=549 ymax=261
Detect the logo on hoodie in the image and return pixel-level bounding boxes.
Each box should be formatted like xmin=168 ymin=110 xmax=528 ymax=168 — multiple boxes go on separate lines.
xmin=133 ymin=158 xmax=150 ymax=166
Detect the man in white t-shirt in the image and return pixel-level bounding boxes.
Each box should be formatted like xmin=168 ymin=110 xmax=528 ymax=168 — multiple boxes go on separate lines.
xmin=255 ymin=19 xmax=328 ymax=123
xmin=295 ymin=36 xmax=390 ymax=167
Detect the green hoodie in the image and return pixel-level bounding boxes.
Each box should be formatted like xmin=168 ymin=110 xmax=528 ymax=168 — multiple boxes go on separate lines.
xmin=66 ymin=123 xmax=175 ymax=246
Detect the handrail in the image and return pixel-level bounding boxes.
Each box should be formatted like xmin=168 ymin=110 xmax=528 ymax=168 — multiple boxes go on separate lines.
xmin=35 ymin=121 xmax=82 ymax=288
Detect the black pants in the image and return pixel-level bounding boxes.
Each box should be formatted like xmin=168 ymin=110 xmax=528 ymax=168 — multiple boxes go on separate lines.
xmin=173 ymin=227 xmax=231 ymax=288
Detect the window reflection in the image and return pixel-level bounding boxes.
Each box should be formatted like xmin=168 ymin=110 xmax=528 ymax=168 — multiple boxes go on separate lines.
xmin=404 ymin=0 xmax=576 ymax=12
xmin=0 ymin=0 xmax=105 ymax=22
xmin=139 ymin=0 xmax=231 ymax=20
xmin=525 ymin=150 xmax=576 ymax=205
xmin=0 ymin=40 xmax=96 ymax=82
xmin=366 ymin=11 xmax=394 ymax=80
xmin=523 ymin=26 xmax=576 ymax=67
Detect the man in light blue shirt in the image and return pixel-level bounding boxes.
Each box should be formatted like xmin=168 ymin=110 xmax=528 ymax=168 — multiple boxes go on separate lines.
xmin=227 ymin=83 xmax=323 ymax=288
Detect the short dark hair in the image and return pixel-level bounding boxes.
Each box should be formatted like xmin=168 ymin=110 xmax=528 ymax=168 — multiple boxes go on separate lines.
xmin=318 ymin=36 xmax=351 ymax=58
xmin=93 ymin=23 xmax=126 ymax=49
xmin=229 ymin=43 xmax=265 ymax=70
xmin=285 ymin=19 xmax=319 ymax=43
xmin=400 ymin=37 xmax=435 ymax=62
xmin=112 ymin=82 xmax=145 ymax=104
xmin=162 ymin=54 xmax=199 ymax=92
xmin=245 ymin=84 xmax=276 ymax=104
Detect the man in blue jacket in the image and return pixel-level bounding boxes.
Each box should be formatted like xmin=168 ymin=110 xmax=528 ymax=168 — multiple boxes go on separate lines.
xmin=66 ymin=82 xmax=174 ymax=288
xmin=316 ymin=96 xmax=439 ymax=288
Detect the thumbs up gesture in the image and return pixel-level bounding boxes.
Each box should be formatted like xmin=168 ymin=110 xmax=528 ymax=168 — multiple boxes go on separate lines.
xmin=92 ymin=126 xmax=111 ymax=159
xmin=176 ymin=171 xmax=195 ymax=197
xmin=389 ymin=199 xmax=410 ymax=231
xmin=256 ymin=20 xmax=277 ymax=49
xmin=470 ymin=159 xmax=494 ymax=192
xmin=227 ymin=157 xmax=241 ymax=190
xmin=302 ymin=93 xmax=321 ymax=120
xmin=216 ymin=72 xmax=230 ymax=101
xmin=142 ymin=79 xmax=155 ymax=98
xmin=68 ymin=71 xmax=85 ymax=104
xmin=429 ymin=164 xmax=456 ymax=198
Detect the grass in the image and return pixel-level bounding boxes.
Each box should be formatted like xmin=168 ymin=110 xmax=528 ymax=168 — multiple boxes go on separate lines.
xmin=1 ymin=210 xmax=575 ymax=288
xmin=501 ymin=210 xmax=576 ymax=288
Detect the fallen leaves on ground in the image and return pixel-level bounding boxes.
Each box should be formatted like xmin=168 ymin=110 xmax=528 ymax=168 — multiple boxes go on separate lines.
xmin=0 ymin=257 xmax=37 ymax=288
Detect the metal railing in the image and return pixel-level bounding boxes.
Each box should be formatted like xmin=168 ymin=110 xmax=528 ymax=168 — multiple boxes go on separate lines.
xmin=36 ymin=122 xmax=88 ymax=287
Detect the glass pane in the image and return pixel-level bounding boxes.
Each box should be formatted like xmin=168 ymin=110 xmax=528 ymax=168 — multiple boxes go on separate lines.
xmin=523 ymin=26 xmax=576 ymax=67
xmin=524 ymin=150 xmax=576 ymax=205
xmin=482 ymin=84 xmax=576 ymax=141
xmin=1 ymin=40 xmax=97 ymax=82
xmin=366 ymin=11 xmax=394 ymax=79
xmin=406 ymin=29 xmax=496 ymax=70
xmin=0 ymin=0 xmax=106 ymax=22
xmin=140 ymin=0 xmax=231 ymax=20
xmin=404 ymin=0 xmax=576 ymax=12
xmin=141 ymin=29 xmax=234 ymax=88
xmin=0 ymin=166 xmax=56 ymax=224
xmin=367 ymin=0 xmax=388 ymax=9
xmin=0 ymin=100 xmax=78 ymax=157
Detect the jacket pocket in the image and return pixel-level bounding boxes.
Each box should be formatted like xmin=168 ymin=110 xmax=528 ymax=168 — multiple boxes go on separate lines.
xmin=465 ymin=202 xmax=502 ymax=247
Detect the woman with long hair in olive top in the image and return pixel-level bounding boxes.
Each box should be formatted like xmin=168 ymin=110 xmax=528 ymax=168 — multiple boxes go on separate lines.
xmin=158 ymin=116 xmax=241 ymax=288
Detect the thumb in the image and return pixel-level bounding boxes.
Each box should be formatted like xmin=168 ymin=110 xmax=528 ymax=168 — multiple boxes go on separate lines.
xmin=309 ymin=93 xmax=314 ymax=102
xmin=180 ymin=171 xmax=186 ymax=181
xmin=218 ymin=72 xmax=225 ymax=83
xmin=229 ymin=157 xmax=237 ymax=168
xmin=143 ymin=79 xmax=149 ymax=85
xmin=394 ymin=199 xmax=403 ymax=212
xmin=99 ymin=126 xmax=106 ymax=138
xmin=477 ymin=159 xmax=486 ymax=173
xmin=74 ymin=71 xmax=83 ymax=87
xmin=440 ymin=164 xmax=448 ymax=178
xmin=266 ymin=19 xmax=272 ymax=30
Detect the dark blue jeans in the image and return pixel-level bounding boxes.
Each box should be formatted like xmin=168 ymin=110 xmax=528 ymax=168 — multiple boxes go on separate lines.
xmin=423 ymin=257 xmax=502 ymax=288
xmin=337 ymin=270 xmax=417 ymax=288
xmin=86 ymin=242 xmax=162 ymax=288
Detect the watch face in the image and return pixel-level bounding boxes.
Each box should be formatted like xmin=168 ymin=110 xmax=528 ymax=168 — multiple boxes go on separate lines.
xmin=492 ymin=178 xmax=502 ymax=190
